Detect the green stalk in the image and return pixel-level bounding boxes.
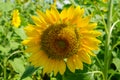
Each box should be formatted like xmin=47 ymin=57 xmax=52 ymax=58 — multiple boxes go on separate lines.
xmin=104 ymin=0 xmax=113 ymax=80
xmin=4 ymin=58 xmax=7 ymax=80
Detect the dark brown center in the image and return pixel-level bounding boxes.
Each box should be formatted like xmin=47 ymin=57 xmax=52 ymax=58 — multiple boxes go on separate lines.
xmin=41 ymin=24 xmax=80 ymax=59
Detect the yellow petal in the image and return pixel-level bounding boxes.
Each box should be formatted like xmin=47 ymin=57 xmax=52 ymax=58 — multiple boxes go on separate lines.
xmin=75 ymin=6 xmax=84 ymax=17
xmin=24 ymin=24 xmax=41 ymax=37
xmin=78 ymin=49 xmax=91 ymax=64
xmin=29 ymin=52 xmax=43 ymax=66
xmin=24 ymin=45 xmax=40 ymax=53
xmin=46 ymin=9 xmax=55 ymax=24
xmin=31 ymin=16 xmax=42 ymax=26
xmin=81 ymin=30 xmax=101 ymax=37
xmin=36 ymin=10 xmax=48 ymax=24
xmin=67 ymin=56 xmax=76 ymax=72
xmin=22 ymin=37 xmax=40 ymax=46
xmin=53 ymin=60 xmax=59 ymax=76
xmin=85 ymin=49 xmax=96 ymax=56
xmin=70 ymin=6 xmax=84 ymax=24
xmin=81 ymin=37 xmax=101 ymax=50
xmin=67 ymin=6 xmax=74 ymax=18
xmin=78 ymin=15 xmax=91 ymax=27
xmin=84 ymin=23 xmax=97 ymax=29
xmin=59 ymin=60 xmax=66 ymax=75
xmin=43 ymin=59 xmax=52 ymax=74
xmin=50 ymin=6 xmax=60 ymax=22
xmin=74 ymin=55 xmax=83 ymax=70
xmin=39 ymin=51 xmax=49 ymax=66
xmin=60 ymin=8 xmax=67 ymax=21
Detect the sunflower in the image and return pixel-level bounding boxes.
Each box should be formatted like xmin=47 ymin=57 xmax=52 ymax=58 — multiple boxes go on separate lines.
xmin=22 ymin=5 xmax=101 ymax=75
xmin=12 ymin=9 xmax=21 ymax=28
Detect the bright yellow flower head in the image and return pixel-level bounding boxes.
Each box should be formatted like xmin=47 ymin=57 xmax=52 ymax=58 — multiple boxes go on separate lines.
xmin=103 ymin=0 xmax=108 ymax=3
xmin=22 ymin=5 xmax=101 ymax=75
xmin=12 ymin=9 xmax=21 ymax=28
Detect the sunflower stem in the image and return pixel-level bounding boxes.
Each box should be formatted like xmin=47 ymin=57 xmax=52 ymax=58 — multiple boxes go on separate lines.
xmin=95 ymin=56 xmax=103 ymax=69
xmin=88 ymin=71 xmax=105 ymax=80
xmin=104 ymin=0 xmax=113 ymax=80
xmin=4 ymin=57 xmax=7 ymax=80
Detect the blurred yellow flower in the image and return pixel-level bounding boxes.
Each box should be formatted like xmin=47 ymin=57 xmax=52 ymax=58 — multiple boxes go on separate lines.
xmin=12 ymin=9 xmax=21 ymax=28
xmin=22 ymin=5 xmax=101 ymax=75
xmin=103 ymin=0 xmax=108 ymax=3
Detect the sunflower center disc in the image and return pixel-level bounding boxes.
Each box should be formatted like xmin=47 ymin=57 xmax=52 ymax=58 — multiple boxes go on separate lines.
xmin=56 ymin=40 xmax=66 ymax=49
xmin=41 ymin=24 xmax=80 ymax=59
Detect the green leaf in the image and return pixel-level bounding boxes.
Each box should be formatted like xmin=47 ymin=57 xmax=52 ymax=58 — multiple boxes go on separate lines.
xmin=112 ymin=58 xmax=120 ymax=72
xmin=21 ymin=77 xmax=33 ymax=80
xmin=0 ymin=45 xmax=11 ymax=54
xmin=10 ymin=41 xmax=20 ymax=50
xmin=56 ymin=68 xmax=94 ymax=80
xmin=9 ymin=58 xmax=25 ymax=74
xmin=6 ymin=32 xmax=13 ymax=40
xmin=63 ymin=72 xmax=94 ymax=80
xmin=0 ymin=1 xmax=14 ymax=12
xmin=13 ymin=27 xmax=27 ymax=40
xmin=20 ymin=65 xmax=39 ymax=80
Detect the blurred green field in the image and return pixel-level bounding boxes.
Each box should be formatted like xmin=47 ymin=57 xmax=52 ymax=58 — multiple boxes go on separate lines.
xmin=0 ymin=0 xmax=120 ymax=80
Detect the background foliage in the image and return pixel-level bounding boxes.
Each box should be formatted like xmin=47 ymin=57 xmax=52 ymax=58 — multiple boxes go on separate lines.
xmin=0 ymin=0 xmax=120 ymax=80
